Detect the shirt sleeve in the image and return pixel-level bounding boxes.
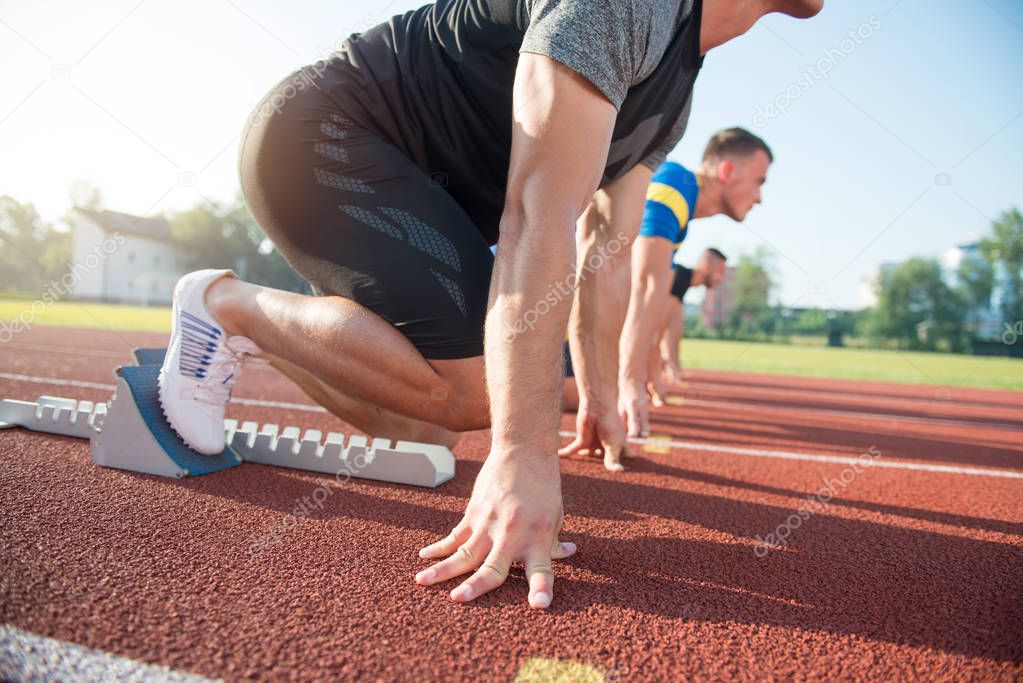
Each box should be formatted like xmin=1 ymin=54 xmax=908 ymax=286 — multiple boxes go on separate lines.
xmin=639 ymin=161 xmax=696 ymax=246
xmin=519 ymin=0 xmax=644 ymax=110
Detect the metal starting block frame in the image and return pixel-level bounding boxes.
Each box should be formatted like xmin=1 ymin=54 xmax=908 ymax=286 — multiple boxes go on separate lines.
xmin=0 ymin=348 xmax=455 ymax=488
xmin=0 ymin=395 xmax=107 ymax=438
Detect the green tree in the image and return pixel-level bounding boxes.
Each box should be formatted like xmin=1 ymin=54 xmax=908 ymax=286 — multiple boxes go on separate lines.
xmin=872 ymin=257 xmax=965 ymax=351
xmin=170 ymin=203 xmax=257 ymax=273
xmin=792 ymin=308 xmax=828 ymax=335
xmin=956 ymin=255 xmax=994 ymax=311
xmin=729 ymin=247 xmax=774 ymax=337
xmin=0 ymin=196 xmax=70 ymax=292
xmin=980 ymin=207 xmax=1023 ymax=325
xmin=170 ymin=195 xmax=308 ymax=293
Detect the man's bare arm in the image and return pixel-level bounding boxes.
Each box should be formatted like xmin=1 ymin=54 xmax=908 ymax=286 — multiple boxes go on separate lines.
xmin=619 ymin=236 xmax=675 ymax=436
xmin=561 ymin=164 xmax=651 ymax=470
xmin=660 ymin=299 xmax=685 ymax=381
xmin=417 ymin=53 xmax=616 ymax=608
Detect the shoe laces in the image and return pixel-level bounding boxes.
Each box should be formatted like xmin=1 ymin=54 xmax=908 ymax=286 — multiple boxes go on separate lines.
xmin=193 ymin=336 xmax=266 ymax=407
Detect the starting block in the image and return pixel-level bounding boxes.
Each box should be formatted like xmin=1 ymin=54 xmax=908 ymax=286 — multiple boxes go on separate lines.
xmin=0 ymin=395 xmax=106 ymax=438
xmin=0 ymin=348 xmax=455 ymax=487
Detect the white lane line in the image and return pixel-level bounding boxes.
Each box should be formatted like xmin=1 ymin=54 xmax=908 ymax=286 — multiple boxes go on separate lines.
xmin=682 ymin=398 xmax=1023 ymax=432
xmin=560 ymin=431 xmax=1023 ymax=479
xmin=232 ymin=396 xmax=326 ymax=412
xmin=683 ymin=378 xmax=1022 ymax=410
xmin=0 ymin=625 xmax=219 ymax=683
xmin=1 ymin=342 xmax=130 ymax=359
xmin=0 ymin=372 xmax=327 ymax=413
xmin=5 ymin=371 xmax=1020 ymax=479
xmin=0 ymin=372 xmax=116 ymax=392
xmin=6 ymin=368 xmax=1016 ymax=432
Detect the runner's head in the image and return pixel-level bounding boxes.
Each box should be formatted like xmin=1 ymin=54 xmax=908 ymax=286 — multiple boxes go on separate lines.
xmin=700 ymin=128 xmax=773 ymax=222
xmin=697 ymin=248 xmax=728 ymax=288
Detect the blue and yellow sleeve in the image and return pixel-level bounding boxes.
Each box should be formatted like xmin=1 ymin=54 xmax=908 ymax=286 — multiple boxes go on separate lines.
xmin=638 ymin=161 xmax=699 ymax=250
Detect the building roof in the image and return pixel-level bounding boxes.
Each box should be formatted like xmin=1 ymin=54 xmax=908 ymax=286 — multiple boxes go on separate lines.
xmin=74 ymin=207 xmax=173 ymax=243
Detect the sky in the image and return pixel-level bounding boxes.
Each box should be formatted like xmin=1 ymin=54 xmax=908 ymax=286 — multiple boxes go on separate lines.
xmin=1 ymin=0 xmax=1021 ymax=309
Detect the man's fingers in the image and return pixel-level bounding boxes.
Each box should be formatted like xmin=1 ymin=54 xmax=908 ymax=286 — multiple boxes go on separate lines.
xmin=669 ymin=364 xmax=683 ymax=384
xmin=418 ymin=522 xmax=471 ymax=559
xmin=551 ymin=540 xmax=577 ymax=560
xmin=560 ymin=421 xmax=604 ymax=459
xmin=559 ymin=441 xmax=600 ymax=457
xmin=557 ymin=436 xmax=585 ymax=457
xmin=599 ymin=430 xmax=625 ymax=472
xmin=603 ymin=448 xmax=625 ymax=472
xmin=625 ymin=404 xmax=643 ymax=437
xmin=620 ymin=441 xmax=635 ymax=459
xmin=450 ymin=547 xmax=512 ymax=603
xmin=415 ymin=534 xmax=491 ymax=586
xmin=636 ymin=403 xmax=651 ymax=437
xmin=525 ymin=552 xmax=556 ymax=609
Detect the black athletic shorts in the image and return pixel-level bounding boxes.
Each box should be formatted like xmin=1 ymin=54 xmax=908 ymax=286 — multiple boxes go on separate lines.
xmin=670 ymin=265 xmax=693 ymax=301
xmin=238 ymin=66 xmax=494 ymax=360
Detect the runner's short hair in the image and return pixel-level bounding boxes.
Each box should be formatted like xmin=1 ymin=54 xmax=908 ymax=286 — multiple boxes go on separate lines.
xmin=702 ymin=128 xmax=773 ymax=164
xmin=706 ymin=247 xmax=727 ymax=261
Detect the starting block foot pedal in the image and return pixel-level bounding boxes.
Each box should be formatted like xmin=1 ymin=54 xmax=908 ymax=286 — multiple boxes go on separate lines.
xmin=132 ymin=347 xmax=168 ymax=366
xmin=91 ymin=364 xmax=242 ymax=478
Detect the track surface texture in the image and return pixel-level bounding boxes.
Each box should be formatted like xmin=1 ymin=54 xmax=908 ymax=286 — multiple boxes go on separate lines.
xmin=2 ymin=326 xmax=1022 ymax=681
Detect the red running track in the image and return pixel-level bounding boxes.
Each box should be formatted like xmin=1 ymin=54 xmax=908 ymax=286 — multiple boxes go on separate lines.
xmin=1 ymin=326 xmax=1021 ymax=681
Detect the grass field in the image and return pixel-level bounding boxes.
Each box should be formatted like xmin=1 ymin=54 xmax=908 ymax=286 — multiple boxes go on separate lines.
xmin=2 ymin=297 xmax=1020 ymax=390
xmin=0 ymin=298 xmax=172 ymax=334
xmin=681 ymin=338 xmax=1022 ymax=391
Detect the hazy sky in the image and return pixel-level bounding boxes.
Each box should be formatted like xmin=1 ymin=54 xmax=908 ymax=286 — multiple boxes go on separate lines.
xmin=1 ymin=0 xmax=1021 ymax=308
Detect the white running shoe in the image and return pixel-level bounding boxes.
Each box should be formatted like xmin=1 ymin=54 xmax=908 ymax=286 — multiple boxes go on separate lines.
xmin=158 ymin=269 xmax=263 ymax=455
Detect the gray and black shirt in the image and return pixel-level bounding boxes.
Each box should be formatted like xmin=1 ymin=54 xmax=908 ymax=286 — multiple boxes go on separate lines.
xmin=324 ymin=0 xmax=704 ymax=240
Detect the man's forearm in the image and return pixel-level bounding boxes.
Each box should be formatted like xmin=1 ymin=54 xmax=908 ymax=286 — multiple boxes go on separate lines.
xmin=481 ymin=52 xmax=616 ymax=457
xmin=651 ymin=291 xmax=678 ymax=366
xmin=569 ymin=208 xmax=629 ymax=415
xmin=486 ymin=206 xmax=577 ymax=454
xmin=621 ymin=238 xmax=675 ymax=387
xmin=660 ymin=302 xmax=684 ymax=364
xmin=569 ymin=166 xmax=651 ymax=417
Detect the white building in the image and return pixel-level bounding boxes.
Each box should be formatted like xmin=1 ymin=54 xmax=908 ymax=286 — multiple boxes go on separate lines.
xmin=70 ymin=207 xmax=190 ymax=306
